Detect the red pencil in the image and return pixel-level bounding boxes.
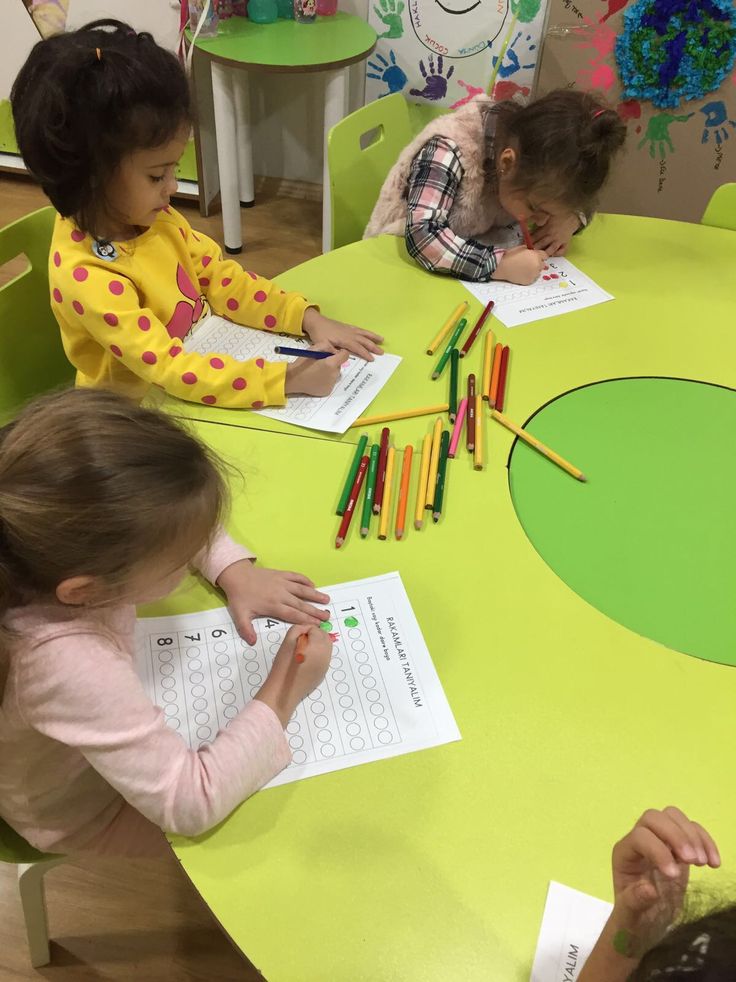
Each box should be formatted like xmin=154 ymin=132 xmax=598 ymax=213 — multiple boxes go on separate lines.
xmin=466 ymin=374 xmax=476 ymax=452
xmin=520 ymin=219 xmax=535 ymax=251
xmin=460 ymin=301 xmax=494 ymax=358
xmin=495 ymin=346 xmax=510 ymax=413
xmin=373 ymin=427 xmax=390 ymax=515
xmin=335 ymin=455 xmax=369 ymax=548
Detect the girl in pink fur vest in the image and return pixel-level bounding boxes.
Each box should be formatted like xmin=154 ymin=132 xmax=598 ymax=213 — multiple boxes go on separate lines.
xmin=365 ymin=90 xmax=626 ymax=285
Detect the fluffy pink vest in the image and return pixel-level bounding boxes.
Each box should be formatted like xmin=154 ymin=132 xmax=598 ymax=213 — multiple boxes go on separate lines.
xmin=364 ymin=95 xmax=515 ymax=240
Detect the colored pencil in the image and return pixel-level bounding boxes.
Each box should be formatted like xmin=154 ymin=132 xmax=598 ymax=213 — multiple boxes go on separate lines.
xmin=473 ymin=395 xmax=484 ymax=470
xmin=378 ymin=447 xmax=395 ymax=540
xmin=414 ymin=433 xmax=431 ymax=531
xmin=495 ymin=345 xmax=510 ymax=413
xmin=466 ymin=374 xmax=476 ymax=452
xmin=448 ymin=397 xmax=468 ymax=459
xmin=488 ymin=342 xmax=503 ymax=407
xmin=283 ymin=631 xmax=310 ymax=692
xmin=491 ymin=410 xmax=586 ymax=482
xmin=373 ymin=427 xmax=390 ymax=515
xmin=425 ymin=300 xmax=468 ymax=355
xmin=350 ymin=405 xmax=448 ymax=427
xmin=335 ymin=454 xmax=369 ymax=548
xmin=460 ymin=301 xmax=494 ymax=358
xmin=361 ymin=443 xmax=379 ymax=537
xmin=520 ymin=219 xmax=535 ymax=251
xmin=394 ymin=445 xmax=413 ymax=540
xmin=432 ymin=429 xmax=451 ymax=523
xmin=482 ymin=330 xmax=495 ymax=401
xmin=432 ymin=318 xmax=467 ymax=380
xmin=449 ymin=348 xmax=459 ymax=422
xmin=336 ymin=434 xmax=368 ymax=515
xmin=274 ymin=346 xmax=331 ymax=360
xmin=425 ymin=418 xmax=443 ymax=510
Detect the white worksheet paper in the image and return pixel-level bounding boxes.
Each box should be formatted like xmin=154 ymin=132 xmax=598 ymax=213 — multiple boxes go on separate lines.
xmin=183 ymin=315 xmax=401 ymax=433
xmin=530 ymin=881 xmax=613 ymax=982
xmin=135 ymin=573 xmax=460 ymax=789
xmin=461 ymin=258 xmax=613 ymax=329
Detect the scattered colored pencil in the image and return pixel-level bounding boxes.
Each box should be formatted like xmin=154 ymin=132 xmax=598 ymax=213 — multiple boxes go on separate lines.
xmin=495 ymin=345 xmax=510 ymax=413
xmin=432 ymin=318 xmax=467 ymax=380
xmin=274 ymin=346 xmax=331 ymax=360
xmin=415 ymin=433 xmax=431 ymax=531
xmin=482 ymin=330 xmax=495 ymax=402
xmin=425 ymin=418 xmax=443 ymax=510
xmin=378 ymin=447 xmax=395 ymax=540
xmin=395 ymin=445 xmax=413 ymax=540
xmin=425 ymin=300 xmax=468 ymax=355
xmin=432 ymin=429 xmax=451 ymax=523
xmin=449 ymin=348 xmax=459 ymax=423
xmin=335 ymin=454 xmax=369 ymax=548
xmin=361 ymin=444 xmax=379 ymax=537
xmin=466 ymin=374 xmax=476 ymax=452
xmin=373 ymin=427 xmax=390 ymax=515
xmin=489 ymin=341 xmax=503 ymax=407
xmin=473 ymin=395 xmax=484 ymax=471
xmin=448 ymin=397 xmax=468 ymax=459
xmin=491 ymin=410 xmax=586 ymax=482
xmin=336 ymin=434 xmax=368 ymax=516
xmin=460 ymin=301 xmax=494 ymax=358
xmin=350 ymin=405 xmax=449 ymax=427
xmin=520 ymin=219 xmax=535 ymax=251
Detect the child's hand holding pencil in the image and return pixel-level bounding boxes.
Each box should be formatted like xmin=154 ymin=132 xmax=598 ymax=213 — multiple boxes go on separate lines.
xmin=254 ymin=626 xmax=333 ymax=727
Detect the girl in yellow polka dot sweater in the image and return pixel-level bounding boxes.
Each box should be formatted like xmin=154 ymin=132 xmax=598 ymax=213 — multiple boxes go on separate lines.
xmin=12 ymin=20 xmax=383 ymax=410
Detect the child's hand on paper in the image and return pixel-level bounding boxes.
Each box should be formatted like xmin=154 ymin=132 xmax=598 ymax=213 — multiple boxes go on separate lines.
xmin=531 ymin=212 xmax=581 ymax=256
xmin=284 ymin=348 xmax=349 ymax=397
xmin=492 ymin=245 xmax=548 ymax=285
xmin=302 ymin=308 xmax=384 ymax=361
xmin=217 ymin=560 xmax=330 ymax=645
xmin=254 ymin=625 xmax=333 ymax=725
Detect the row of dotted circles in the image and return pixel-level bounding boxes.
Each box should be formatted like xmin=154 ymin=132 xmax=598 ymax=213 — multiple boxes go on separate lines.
xmin=209 ymin=631 xmax=241 ymax=735
xmin=341 ymin=624 xmax=395 ymax=750
xmin=156 ymin=639 xmax=184 ymax=736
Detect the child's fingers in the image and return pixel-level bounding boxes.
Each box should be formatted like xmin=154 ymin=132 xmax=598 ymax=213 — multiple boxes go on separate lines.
xmin=290 ymin=582 xmax=331 ymax=606
xmin=661 ymin=806 xmax=714 ymax=866
xmin=637 ymin=808 xmax=703 ymax=867
xmin=691 ymin=821 xmax=721 ymax=868
xmin=359 ymin=328 xmax=385 ymax=343
xmin=616 ymin=825 xmax=681 ymax=879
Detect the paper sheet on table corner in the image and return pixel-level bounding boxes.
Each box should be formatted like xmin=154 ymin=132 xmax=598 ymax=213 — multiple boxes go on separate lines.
xmin=529 ymin=881 xmax=612 ymax=982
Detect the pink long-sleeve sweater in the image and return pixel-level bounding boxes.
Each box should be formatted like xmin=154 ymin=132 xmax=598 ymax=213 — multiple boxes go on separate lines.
xmin=0 ymin=532 xmax=291 ymax=854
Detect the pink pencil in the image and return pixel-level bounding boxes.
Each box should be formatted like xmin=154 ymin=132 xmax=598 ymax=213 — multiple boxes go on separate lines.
xmin=447 ymin=398 xmax=468 ymax=459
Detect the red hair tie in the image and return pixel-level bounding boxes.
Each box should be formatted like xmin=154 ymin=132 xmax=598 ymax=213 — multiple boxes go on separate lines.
xmin=592 ymin=108 xmax=606 ymax=119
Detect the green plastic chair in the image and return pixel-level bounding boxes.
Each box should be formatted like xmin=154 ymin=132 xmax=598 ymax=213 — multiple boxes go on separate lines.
xmin=0 ymin=206 xmax=74 ymax=421
xmin=0 ymin=816 xmax=66 ymax=966
xmin=701 ymin=183 xmax=736 ymax=231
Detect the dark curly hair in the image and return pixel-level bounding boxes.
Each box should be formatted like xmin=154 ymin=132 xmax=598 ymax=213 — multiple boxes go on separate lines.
xmin=630 ymin=904 xmax=736 ymax=982
xmin=11 ymin=19 xmax=192 ymax=238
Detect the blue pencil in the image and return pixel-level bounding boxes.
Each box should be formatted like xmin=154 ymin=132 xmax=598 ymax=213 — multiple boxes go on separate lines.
xmin=274 ymin=346 xmax=331 ymax=360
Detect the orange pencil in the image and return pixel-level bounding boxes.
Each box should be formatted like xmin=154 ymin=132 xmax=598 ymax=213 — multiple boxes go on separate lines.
xmin=395 ymin=445 xmax=413 ymax=540
xmin=520 ymin=219 xmax=535 ymax=251
xmin=488 ymin=342 xmax=503 ymax=407
xmin=481 ymin=330 xmax=495 ymax=402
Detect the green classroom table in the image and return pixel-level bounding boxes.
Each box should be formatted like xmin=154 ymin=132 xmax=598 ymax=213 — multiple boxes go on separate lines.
xmin=148 ymin=216 xmax=736 ymax=981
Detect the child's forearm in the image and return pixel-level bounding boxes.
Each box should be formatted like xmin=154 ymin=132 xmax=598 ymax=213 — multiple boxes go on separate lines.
xmin=578 ymin=913 xmax=642 ymax=982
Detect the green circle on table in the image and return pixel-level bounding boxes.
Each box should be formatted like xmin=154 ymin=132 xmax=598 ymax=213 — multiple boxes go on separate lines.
xmin=509 ymin=378 xmax=736 ymax=667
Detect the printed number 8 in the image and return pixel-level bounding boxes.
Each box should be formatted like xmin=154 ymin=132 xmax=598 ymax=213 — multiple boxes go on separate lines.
xmin=157 ymin=637 xmax=173 ymax=646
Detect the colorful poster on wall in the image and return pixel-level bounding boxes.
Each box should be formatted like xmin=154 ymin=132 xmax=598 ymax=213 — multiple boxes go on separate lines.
xmin=365 ymin=0 xmax=550 ymax=110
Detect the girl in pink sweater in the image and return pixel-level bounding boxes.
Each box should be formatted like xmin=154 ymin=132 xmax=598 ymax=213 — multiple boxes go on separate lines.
xmin=0 ymin=388 xmax=332 ymax=857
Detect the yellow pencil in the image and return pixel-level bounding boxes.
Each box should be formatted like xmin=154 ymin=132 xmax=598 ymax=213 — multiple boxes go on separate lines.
xmin=414 ymin=433 xmax=431 ymax=530
xmin=473 ymin=395 xmax=484 ymax=470
xmin=482 ymin=330 xmax=495 ymax=401
xmin=378 ymin=448 xmax=395 ymax=540
xmin=491 ymin=409 xmax=587 ymax=482
xmin=425 ymin=301 xmax=469 ymax=355
xmin=350 ymin=404 xmax=449 ymax=428
xmin=395 ymin=445 xmax=413 ymax=540
xmin=425 ymin=418 xmax=443 ymax=510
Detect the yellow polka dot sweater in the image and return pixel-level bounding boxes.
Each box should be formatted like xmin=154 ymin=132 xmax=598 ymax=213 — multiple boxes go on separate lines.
xmin=49 ymin=207 xmax=314 ymax=409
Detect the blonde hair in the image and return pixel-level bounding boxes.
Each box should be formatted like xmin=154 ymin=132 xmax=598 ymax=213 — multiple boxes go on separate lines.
xmin=0 ymin=388 xmax=228 ymax=620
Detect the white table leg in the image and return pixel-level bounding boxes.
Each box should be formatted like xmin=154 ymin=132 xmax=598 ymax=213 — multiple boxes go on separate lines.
xmin=322 ymin=68 xmax=349 ymax=254
xmin=210 ymin=61 xmax=243 ymax=254
xmin=233 ymin=70 xmax=255 ymax=208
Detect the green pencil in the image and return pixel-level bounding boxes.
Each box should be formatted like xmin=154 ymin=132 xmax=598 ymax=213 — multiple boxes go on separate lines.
xmin=361 ymin=444 xmax=379 ymax=537
xmin=336 ymin=434 xmax=368 ymax=515
xmin=432 ymin=430 xmax=451 ymax=523
xmin=449 ymin=348 xmax=459 ymax=422
xmin=432 ymin=318 xmax=467 ymax=380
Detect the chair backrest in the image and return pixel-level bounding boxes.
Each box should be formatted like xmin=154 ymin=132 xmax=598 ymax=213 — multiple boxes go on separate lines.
xmin=0 ymin=206 xmax=74 ymax=421
xmin=0 ymin=816 xmax=57 ymax=864
xmin=327 ymin=94 xmax=416 ymax=251
xmin=701 ymin=183 xmax=736 ymax=231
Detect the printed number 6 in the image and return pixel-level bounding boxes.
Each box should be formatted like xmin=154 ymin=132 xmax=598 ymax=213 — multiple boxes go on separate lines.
xmin=211 ymin=629 xmax=227 ymax=638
